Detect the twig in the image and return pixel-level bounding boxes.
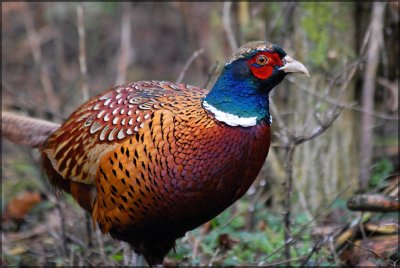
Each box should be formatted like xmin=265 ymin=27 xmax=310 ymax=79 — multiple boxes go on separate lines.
xmin=283 ymin=144 xmax=295 ymax=264
xmin=293 ymin=61 xmax=358 ymax=145
xmin=95 ymin=226 xmax=107 ymax=265
xmin=55 ymin=201 xmax=68 ymax=257
xmin=270 ymin=62 xmax=358 ymax=265
xmin=85 ymin=212 xmax=93 ymax=248
xmin=262 ymin=256 xmax=308 ymax=267
xmin=289 ymin=79 xmax=399 ymax=120
xmin=77 ymin=3 xmax=89 ymax=101
xmin=123 ymin=241 xmax=130 ymax=266
xmin=328 ymin=235 xmax=341 ymax=265
xmin=203 ymin=60 xmax=220 ymax=89
xmin=66 ymin=233 xmax=87 ymax=248
xmin=222 ymin=1 xmax=238 ymax=51
xmin=5 ymin=225 xmax=53 ymax=242
xmin=269 ymin=99 xmax=291 ymax=143
xmin=2 ymin=81 xmax=66 ymax=121
xmin=191 ymin=233 xmax=201 ymax=264
xmin=345 ymin=240 xmax=394 ymax=266
xmin=208 ymin=248 xmax=220 ymax=266
xmin=115 ymin=2 xmax=132 ymax=85
xmin=259 ymin=183 xmax=352 ymax=264
xmin=176 ymin=48 xmax=204 ymax=83
xmin=69 ymin=245 xmax=75 ymax=265
xmin=377 ymin=77 xmax=398 ymax=112
xmin=300 ymin=238 xmax=324 ymax=267
xmin=21 ymin=4 xmax=60 ymax=114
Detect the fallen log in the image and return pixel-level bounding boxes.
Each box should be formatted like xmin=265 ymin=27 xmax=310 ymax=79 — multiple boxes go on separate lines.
xmin=347 ymin=194 xmax=399 ymax=212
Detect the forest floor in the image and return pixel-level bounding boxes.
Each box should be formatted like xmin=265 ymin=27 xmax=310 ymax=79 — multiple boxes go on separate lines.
xmin=1 ymin=146 xmax=398 ymax=267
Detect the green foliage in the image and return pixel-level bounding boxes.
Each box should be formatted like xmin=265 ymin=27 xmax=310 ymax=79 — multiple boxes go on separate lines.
xmin=369 ymin=159 xmax=394 ymax=188
xmin=1 ymin=160 xmax=43 ymax=212
xmin=300 ymin=2 xmax=354 ymax=69
xmin=168 ymin=202 xmax=338 ymax=266
xmin=110 ymin=253 xmax=123 ymax=262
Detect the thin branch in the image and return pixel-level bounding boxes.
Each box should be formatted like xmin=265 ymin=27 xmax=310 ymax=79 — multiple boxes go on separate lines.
xmin=115 ymin=2 xmax=132 ymax=85
xmin=203 ymin=60 xmax=220 ymax=89
xmin=2 ymin=81 xmax=66 ymax=121
xmin=283 ymin=144 xmax=295 ymax=263
xmin=328 ymin=235 xmax=341 ymax=265
xmin=223 ymin=1 xmax=238 ymax=51
xmin=377 ymin=77 xmax=398 ymax=112
xmin=77 ymin=3 xmax=89 ymax=101
xmin=269 ymin=99 xmax=292 ymax=144
xmin=123 ymin=241 xmax=131 ymax=266
xmin=208 ymin=248 xmax=220 ymax=266
xmin=259 ymin=183 xmax=353 ymax=264
xmin=262 ymin=256 xmax=308 ymax=267
xmin=55 ymin=201 xmax=68 ymax=257
xmin=176 ymin=48 xmax=204 ymax=83
xmin=293 ymin=59 xmax=359 ymax=145
xmin=21 ymin=4 xmax=60 ymax=114
xmin=289 ymin=79 xmax=399 ymax=121
xmin=85 ymin=212 xmax=93 ymax=248
xmin=300 ymin=238 xmax=324 ymax=267
xmin=345 ymin=240 xmax=394 ymax=266
xmin=95 ymin=226 xmax=108 ymax=265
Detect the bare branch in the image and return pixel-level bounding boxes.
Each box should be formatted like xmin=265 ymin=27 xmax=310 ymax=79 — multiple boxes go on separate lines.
xmin=77 ymin=3 xmax=89 ymax=101
xmin=259 ymin=183 xmax=353 ymax=264
xmin=377 ymin=77 xmax=399 ymax=113
xmin=345 ymin=240 xmax=394 ymax=266
xmin=203 ymin=60 xmax=220 ymax=89
xmin=85 ymin=212 xmax=93 ymax=248
xmin=95 ymin=226 xmax=108 ymax=265
xmin=21 ymin=4 xmax=60 ymax=114
xmin=293 ymin=58 xmax=359 ymax=145
xmin=2 ymin=81 xmax=66 ymax=120
xmin=300 ymin=238 xmax=324 ymax=267
xmin=223 ymin=2 xmax=238 ymax=51
xmin=283 ymin=144 xmax=295 ymax=262
xmin=176 ymin=48 xmax=204 ymax=84
xmin=55 ymin=201 xmax=67 ymax=256
xmin=289 ymin=78 xmax=399 ymax=121
xmin=269 ymin=99 xmax=292 ymax=145
xmin=262 ymin=256 xmax=308 ymax=267
xmin=115 ymin=2 xmax=132 ymax=85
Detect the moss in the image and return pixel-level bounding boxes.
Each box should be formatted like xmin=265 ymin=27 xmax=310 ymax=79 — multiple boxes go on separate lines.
xmin=300 ymin=2 xmax=355 ymax=69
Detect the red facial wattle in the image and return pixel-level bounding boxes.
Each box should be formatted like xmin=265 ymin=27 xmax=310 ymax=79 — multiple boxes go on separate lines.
xmin=247 ymin=51 xmax=283 ymax=80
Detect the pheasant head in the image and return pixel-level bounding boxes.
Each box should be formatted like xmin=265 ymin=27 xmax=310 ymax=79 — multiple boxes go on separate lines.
xmin=203 ymin=41 xmax=309 ymax=127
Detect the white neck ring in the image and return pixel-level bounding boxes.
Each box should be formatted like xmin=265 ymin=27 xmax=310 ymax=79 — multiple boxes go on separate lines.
xmin=203 ymin=100 xmax=257 ymax=127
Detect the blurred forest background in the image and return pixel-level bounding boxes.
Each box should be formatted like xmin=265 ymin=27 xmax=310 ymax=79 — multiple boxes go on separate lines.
xmin=1 ymin=2 xmax=398 ymax=267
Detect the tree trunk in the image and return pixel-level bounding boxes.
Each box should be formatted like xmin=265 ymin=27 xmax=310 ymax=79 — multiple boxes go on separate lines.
xmin=359 ymin=2 xmax=386 ymax=191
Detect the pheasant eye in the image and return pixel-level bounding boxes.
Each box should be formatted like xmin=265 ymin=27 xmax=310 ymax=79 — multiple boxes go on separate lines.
xmin=255 ymin=55 xmax=268 ymax=66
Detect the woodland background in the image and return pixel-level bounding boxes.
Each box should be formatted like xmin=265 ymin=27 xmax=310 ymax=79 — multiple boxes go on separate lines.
xmin=1 ymin=2 xmax=398 ymax=266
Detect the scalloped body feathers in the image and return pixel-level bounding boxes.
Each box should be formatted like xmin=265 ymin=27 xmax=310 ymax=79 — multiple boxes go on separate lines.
xmin=3 ymin=41 xmax=309 ymax=265
xmin=42 ymin=81 xmax=271 ymax=264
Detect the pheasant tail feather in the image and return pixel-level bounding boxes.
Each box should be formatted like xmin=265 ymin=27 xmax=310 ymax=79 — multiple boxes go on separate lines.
xmin=1 ymin=112 xmax=60 ymax=148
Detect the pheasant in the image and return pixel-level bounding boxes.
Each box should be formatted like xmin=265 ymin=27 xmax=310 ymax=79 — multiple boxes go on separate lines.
xmin=2 ymin=41 xmax=309 ymax=265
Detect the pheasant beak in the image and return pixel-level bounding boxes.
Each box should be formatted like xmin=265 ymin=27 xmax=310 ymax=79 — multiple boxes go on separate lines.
xmin=279 ymin=55 xmax=309 ymax=77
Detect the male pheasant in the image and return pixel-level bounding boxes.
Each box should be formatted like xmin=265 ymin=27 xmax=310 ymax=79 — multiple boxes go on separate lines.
xmin=2 ymin=41 xmax=308 ymax=265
